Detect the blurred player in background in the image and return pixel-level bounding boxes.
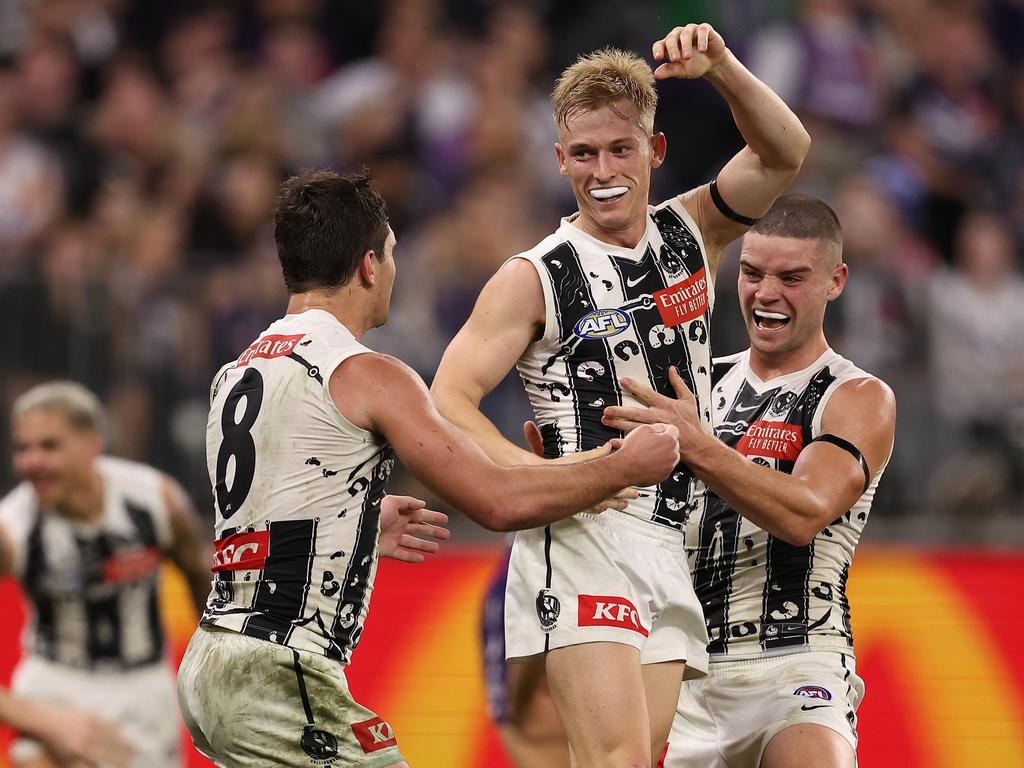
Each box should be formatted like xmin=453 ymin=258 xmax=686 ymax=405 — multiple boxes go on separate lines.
xmin=0 ymin=381 xmax=211 ymax=768
xmin=602 ymin=195 xmax=896 ymax=768
xmin=176 ymin=170 xmax=681 ymax=768
xmin=0 ymin=686 xmax=134 ymax=768
xmin=433 ymin=21 xmax=809 ymax=768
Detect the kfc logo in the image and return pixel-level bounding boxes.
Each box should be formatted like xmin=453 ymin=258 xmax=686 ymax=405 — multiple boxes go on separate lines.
xmin=351 ymin=717 xmax=398 ymax=753
xmin=736 ymin=421 xmax=803 ymax=462
xmin=652 ymin=268 xmax=708 ymax=328
xmin=237 ymin=334 xmax=305 ymax=367
xmin=211 ymin=530 xmax=270 ymax=572
xmin=578 ymin=595 xmax=649 ymax=637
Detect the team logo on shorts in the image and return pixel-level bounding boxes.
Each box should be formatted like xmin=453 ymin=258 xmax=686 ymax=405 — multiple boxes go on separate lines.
xmin=574 ymin=309 xmax=631 ymax=339
xmin=793 ymin=685 xmax=832 ymax=701
xmin=536 ymin=588 xmax=561 ymax=631
xmin=300 ymin=725 xmax=339 ymax=765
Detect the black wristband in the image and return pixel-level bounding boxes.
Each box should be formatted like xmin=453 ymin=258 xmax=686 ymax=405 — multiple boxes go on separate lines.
xmin=812 ymin=433 xmax=872 ymax=493
xmin=709 ymin=178 xmax=760 ymax=226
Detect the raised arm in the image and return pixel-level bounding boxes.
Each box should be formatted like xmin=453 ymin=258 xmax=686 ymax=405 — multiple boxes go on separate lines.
xmin=653 ymin=23 xmax=811 ymax=267
xmin=431 ymin=258 xmax=547 ymax=466
xmin=604 ymin=368 xmax=895 ymax=546
xmin=334 ymin=353 xmax=680 ymax=532
xmin=161 ymin=475 xmax=211 ymax=616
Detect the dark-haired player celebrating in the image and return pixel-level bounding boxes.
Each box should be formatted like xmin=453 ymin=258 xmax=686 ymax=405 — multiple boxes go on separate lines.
xmin=603 ymin=195 xmax=896 ymax=768
xmin=176 ymin=170 xmax=682 ymax=768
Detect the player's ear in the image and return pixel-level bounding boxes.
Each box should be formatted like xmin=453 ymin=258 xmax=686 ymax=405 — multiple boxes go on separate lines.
xmin=554 ymin=143 xmax=569 ymax=176
xmin=827 ymin=262 xmax=849 ymax=301
xmin=650 ymin=132 xmax=667 ymax=168
xmin=357 ymin=249 xmax=377 ymax=287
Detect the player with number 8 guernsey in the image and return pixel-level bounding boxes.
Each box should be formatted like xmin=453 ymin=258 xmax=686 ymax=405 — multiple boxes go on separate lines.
xmin=176 ymin=170 xmax=684 ymax=768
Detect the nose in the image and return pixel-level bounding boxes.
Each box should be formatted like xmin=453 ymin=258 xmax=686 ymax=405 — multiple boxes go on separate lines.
xmin=595 ymin=151 xmax=614 ymax=183
xmin=754 ymin=276 xmax=782 ymax=303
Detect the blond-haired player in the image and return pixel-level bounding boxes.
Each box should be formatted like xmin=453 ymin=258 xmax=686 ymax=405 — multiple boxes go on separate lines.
xmin=432 ymin=22 xmax=810 ymax=768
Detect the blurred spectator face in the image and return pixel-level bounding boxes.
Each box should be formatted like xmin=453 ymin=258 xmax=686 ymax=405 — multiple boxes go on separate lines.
xmin=955 ymin=212 xmax=1017 ymax=287
xmin=555 ymin=98 xmax=664 ymax=242
xmin=835 ymin=176 xmax=900 ymax=264
xmin=738 ymin=233 xmax=846 ymax=359
xmin=18 ymin=34 xmax=79 ymax=126
xmin=12 ymin=407 xmax=101 ymax=507
xmin=264 ymin=23 xmax=328 ymax=88
xmin=220 ymin=153 xmax=278 ymax=239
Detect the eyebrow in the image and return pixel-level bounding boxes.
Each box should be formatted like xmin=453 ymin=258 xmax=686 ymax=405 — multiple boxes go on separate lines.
xmin=739 ymin=262 xmax=814 ymax=276
xmin=565 ymin=137 xmax=638 ymax=151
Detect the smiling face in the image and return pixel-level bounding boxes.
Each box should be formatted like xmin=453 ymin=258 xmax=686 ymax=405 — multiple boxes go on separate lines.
xmin=12 ymin=407 xmax=101 ymax=507
xmin=555 ymin=99 xmax=665 ymax=248
xmin=738 ymin=232 xmax=847 ymax=371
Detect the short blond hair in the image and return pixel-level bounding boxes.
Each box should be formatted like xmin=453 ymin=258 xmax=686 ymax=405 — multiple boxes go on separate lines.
xmin=13 ymin=381 xmax=104 ymax=433
xmin=552 ymin=48 xmax=657 ymax=133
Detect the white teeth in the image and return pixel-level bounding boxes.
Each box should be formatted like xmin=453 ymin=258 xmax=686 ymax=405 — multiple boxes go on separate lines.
xmin=590 ymin=186 xmax=628 ymax=200
xmin=754 ymin=310 xmax=789 ymax=320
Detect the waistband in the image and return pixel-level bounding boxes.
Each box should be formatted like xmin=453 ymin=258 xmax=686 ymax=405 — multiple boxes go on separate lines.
xmin=573 ymin=508 xmax=685 ymax=549
xmin=707 ymin=649 xmax=857 ymax=674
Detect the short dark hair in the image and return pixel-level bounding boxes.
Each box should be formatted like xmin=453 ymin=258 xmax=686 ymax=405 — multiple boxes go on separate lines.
xmin=273 ymin=170 xmax=390 ymax=294
xmin=750 ymin=194 xmax=843 ymax=251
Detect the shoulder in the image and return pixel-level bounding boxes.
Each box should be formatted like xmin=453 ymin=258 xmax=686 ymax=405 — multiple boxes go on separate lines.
xmin=824 ymin=375 xmax=896 ymax=431
xmin=0 ymin=483 xmax=36 ymax=525
xmin=98 ymin=456 xmax=162 ymax=487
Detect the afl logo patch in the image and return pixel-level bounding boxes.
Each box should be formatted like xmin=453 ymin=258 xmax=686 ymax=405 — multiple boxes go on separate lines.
xmin=574 ymin=309 xmax=631 ymax=339
xmin=793 ymin=685 xmax=832 ymax=701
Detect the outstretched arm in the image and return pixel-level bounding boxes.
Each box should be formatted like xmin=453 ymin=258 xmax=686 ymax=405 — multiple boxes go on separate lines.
xmin=333 ymin=353 xmax=681 ymax=532
xmin=603 ymin=367 xmax=895 ymax=546
xmin=654 ymin=23 xmax=811 ymax=267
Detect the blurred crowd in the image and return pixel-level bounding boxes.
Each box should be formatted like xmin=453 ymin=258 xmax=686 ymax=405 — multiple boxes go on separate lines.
xmin=1 ymin=0 xmax=1023 ymax=542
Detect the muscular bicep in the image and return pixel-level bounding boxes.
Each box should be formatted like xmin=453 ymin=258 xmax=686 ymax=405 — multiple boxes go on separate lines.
xmin=681 ymin=147 xmax=799 ymax=267
xmin=790 ymin=378 xmax=897 ymax=523
xmin=432 ymin=258 xmax=545 ymax=408
xmin=335 ymin=354 xmax=502 ymax=522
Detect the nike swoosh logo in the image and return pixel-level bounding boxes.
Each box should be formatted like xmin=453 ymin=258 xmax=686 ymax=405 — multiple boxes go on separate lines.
xmin=733 ymin=402 xmax=762 ymax=414
xmin=800 ymin=704 xmax=832 ymax=711
xmin=625 ymin=272 xmax=649 ymax=288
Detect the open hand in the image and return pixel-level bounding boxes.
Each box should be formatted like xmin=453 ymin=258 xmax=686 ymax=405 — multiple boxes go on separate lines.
xmin=379 ymin=495 xmax=450 ymax=563
xmin=602 ymin=366 xmax=708 ymax=456
xmin=652 ymin=23 xmax=728 ymax=80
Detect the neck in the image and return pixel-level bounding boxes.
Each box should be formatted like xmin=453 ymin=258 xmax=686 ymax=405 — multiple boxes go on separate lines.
xmin=572 ymin=213 xmax=647 ymax=249
xmin=55 ymin=468 xmax=104 ymax=522
xmin=286 ymin=289 xmax=371 ymax=340
xmin=748 ymin=333 xmax=830 ymax=381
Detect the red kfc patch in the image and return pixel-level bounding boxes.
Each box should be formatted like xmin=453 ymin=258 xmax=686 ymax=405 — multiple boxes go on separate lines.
xmin=578 ymin=595 xmax=649 ymax=637
xmin=736 ymin=421 xmax=804 ymax=462
xmin=237 ymin=334 xmax=305 ymax=367
xmin=351 ymin=717 xmax=398 ymax=753
xmin=211 ymin=530 xmax=270 ymax=572
xmin=652 ymin=268 xmax=708 ymax=327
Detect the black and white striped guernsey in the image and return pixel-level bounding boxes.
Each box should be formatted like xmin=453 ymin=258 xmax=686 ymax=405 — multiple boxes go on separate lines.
xmin=514 ymin=199 xmax=715 ymax=530
xmin=201 ymin=309 xmax=393 ymax=664
xmin=688 ymin=347 xmax=888 ymax=660
xmin=0 ymin=457 xmax=171 ymax=670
